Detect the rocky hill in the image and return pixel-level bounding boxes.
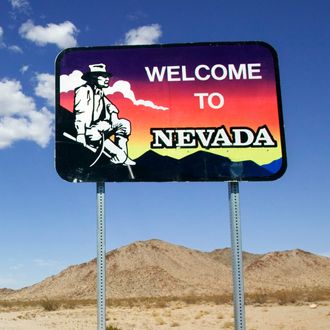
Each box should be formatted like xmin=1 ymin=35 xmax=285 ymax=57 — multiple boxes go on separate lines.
xmin=1 ymin=240 xmax=329 ymax=300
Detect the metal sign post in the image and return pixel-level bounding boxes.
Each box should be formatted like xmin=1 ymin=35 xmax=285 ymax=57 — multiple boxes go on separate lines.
xmin=228 ymin=181 xmax=246 ymax=330
xmin=96 ymin=182 xmax=106 ymax=330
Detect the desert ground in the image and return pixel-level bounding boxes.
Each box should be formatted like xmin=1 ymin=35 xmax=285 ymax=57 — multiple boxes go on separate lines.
xmin=0 ymin=300 xmax=329 ymax=330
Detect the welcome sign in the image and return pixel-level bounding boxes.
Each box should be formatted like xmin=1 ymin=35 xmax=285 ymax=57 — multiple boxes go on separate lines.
xmin=55 ymin=42 xmax=286 ymax=182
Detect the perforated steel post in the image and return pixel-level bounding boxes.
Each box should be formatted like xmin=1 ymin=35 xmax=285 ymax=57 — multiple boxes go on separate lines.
xmin=97 ymin=182 xmax=106 ymax=330
xmin=228 ymin=181 xmax=246 ymax=330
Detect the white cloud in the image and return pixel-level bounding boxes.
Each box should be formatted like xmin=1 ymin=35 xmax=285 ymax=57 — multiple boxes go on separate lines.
xmin=19 ymin=20 xmax=78 ymax=49
xmin=34 ymin=73 xmax=55 ymax=106
xmin=0 ymin=78 xmax=53 ymax=148
xmin=20 ymin=65 xmax=29 ymax=73
xmin=0 ymin=79 xmax=35 ymax=116
xmin=106 ymin=80 xmax=168 ymax=110
xmin=8 ymin=45 xmax=23 ymax=53
xmin=124 ymin=24 xmax=162 ymax=45
xmin=0 ymin=26 xmax=5 ymax=48
xmin=60 ymin=70 xmax=168 ymax=110
xmin=10 ymin=0 xmax=30 ymax=10
xmin=59 ymin=70 xmax=86 ymax=93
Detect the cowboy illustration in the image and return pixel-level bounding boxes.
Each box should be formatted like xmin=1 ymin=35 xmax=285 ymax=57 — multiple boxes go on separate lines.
xmin=73 ymin=63 xmax=135 ymax=166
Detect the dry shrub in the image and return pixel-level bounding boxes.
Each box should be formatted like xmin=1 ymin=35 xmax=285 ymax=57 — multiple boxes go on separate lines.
xmin=217 ymin=312 xmax=224 ymax=319
xmin=246 ymin=287 xmax=330 ymax=305
xmin=61 ymin=300 xmax=77 ymax=309
xmin=40 ymin=298 xmax=60 ymax=311
xmin=246 ymin=292 xmax=268 ymax=305
xmin=2 ymin=287 xmax=329 ymax=313
xmin=0 ymin=300 xmax=40 ymax=310
xmin=274 ymin=290 xmax=297 ymax=305
xmin=194 ymin=309 xmax=210 ymax=319
xmin=155 ymin=316 xmax=166 ymax=325
xmin=305 ymin=287 xmax=330 ymax=302
xmin=106 ymin=325 xmax=121 ymax=330
xmin=153 ymin=299 xmax=168 ymax=308
xmin=223 ymin=321 xmax=234 ymax=329
xmin=181 ymin=294 xmax=231 ymax=305
xmin=170 ymin=321 xmax=180 ymax=327
xmin=211 ymin=294 xmax=232 ymax=305
xmin=0 ymin=298 xmax=96 ymax=312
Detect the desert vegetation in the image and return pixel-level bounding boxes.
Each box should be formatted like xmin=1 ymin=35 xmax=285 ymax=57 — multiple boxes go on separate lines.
xmin=0 ymin=289 xmax=329 ymax=330
xmin=1 ymin=286 xmax=329 ymax=312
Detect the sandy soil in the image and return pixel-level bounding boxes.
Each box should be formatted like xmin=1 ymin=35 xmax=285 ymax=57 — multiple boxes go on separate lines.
xmin=0 ymin=302 xmax=329 ymax=329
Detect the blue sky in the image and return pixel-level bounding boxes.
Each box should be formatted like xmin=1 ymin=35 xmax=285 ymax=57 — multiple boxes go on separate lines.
xmin=0 ymin=0 xmax=329 ymax=289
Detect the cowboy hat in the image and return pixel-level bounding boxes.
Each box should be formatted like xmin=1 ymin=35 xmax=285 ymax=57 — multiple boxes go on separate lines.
xmin=82 ymin=63 xmax=112 ymax=80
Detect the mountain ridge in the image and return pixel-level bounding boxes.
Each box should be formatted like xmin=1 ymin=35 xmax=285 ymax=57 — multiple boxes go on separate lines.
xmin=1 ymin=239 xmax=329 ymax=300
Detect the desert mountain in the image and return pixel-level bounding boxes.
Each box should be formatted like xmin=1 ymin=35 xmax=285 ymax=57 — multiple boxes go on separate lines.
xmin=1 ymin=240 xmax=330 ymax=300
xmin=245 ymin=249 xmax=330 ymax=291
xmin=209 ymin=247 xmax=262 ymax=268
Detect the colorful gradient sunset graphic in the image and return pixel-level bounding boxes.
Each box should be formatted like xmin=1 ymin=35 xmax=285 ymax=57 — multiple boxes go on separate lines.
xmin=56 ymin=42 xmax=286 ymax=181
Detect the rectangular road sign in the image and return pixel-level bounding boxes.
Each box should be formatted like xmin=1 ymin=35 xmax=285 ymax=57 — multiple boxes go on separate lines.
xmin=55 ymin=41 xmax=286 ymax=182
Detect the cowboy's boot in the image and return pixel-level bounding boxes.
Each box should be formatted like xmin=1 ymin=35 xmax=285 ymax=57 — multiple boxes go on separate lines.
xmin=103 ymin=139 xmax=127 ymax=164
xmin=116 ymin=136 xmax=136 ymax=165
